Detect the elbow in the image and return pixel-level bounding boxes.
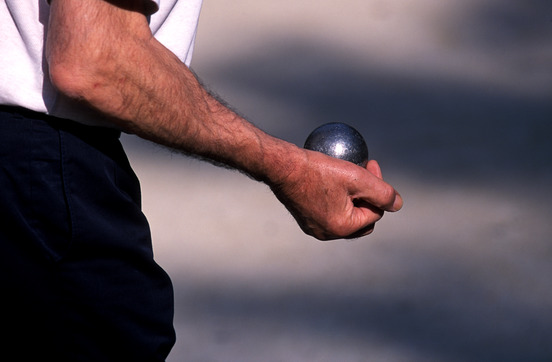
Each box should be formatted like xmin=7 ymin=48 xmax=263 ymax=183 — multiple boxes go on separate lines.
xmin=46 ymin=34 xmax=114 ymax=105
xmin=46 ymin=48 xmax=138 ymax=129
xmin=47 ymin=47 xmax=133 ymax=118
xmin=47 ymin=55 xmax=95 ymax=102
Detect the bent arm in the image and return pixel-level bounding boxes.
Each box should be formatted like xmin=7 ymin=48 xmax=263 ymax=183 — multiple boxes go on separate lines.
xmin=46 ymin=0 xmax=402 ymax=240
xmin=46 ymin=0 xmax=289 ymax=182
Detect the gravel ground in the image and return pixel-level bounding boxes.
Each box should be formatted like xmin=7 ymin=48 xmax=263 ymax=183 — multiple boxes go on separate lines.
xmin=122 ymin=1 xmax=552 ymax=361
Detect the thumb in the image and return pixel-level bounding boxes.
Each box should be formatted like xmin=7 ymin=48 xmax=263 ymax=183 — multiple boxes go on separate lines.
xmin=357 ymin=160 xmax=403 ymax=212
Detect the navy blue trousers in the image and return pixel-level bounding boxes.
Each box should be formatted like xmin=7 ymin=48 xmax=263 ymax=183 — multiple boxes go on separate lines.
xmin=0 ymin=107 xmax=175 ymax=361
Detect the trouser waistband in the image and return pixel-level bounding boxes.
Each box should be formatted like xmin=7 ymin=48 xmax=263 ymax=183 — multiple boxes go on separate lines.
xmin=0 ymin=105 xmax=121 ymax=139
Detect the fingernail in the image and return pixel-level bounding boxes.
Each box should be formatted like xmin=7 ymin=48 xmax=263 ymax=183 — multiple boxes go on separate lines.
xmin=391 ymin=193 xmax=403 ymax=211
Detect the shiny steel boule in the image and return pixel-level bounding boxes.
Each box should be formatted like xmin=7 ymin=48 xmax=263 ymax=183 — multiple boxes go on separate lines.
xmin=304 ymin=122 xmax=369 ymax=167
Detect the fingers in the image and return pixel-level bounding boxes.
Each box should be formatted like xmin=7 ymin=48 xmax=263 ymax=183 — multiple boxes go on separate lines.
xmin=345 ymin=223 xmax=376 ymax=239
xmin=353 ymin=163 xmax=403 ymax=213
xmin=275 ymin=149 xmax=402 ymax=241
xmin=349 ymin=199 xmax=384 ymax=237
xmin=316 ymin=157 xmax=402 ymax=240
xmin=366 ymin=159 xmax=383 ymax=179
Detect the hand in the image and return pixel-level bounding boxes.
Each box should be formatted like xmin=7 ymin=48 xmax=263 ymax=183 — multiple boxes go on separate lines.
xmin=270 ymin=150 xmax=403 ymax=240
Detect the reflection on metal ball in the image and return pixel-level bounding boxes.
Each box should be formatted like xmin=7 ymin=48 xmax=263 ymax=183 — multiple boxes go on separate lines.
xmin=304 ymin=122 xmax=369 ymax=167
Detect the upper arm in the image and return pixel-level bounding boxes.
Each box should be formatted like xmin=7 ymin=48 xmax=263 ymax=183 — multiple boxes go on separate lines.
xmin=46 ymin=0 xmax=156 ymax=97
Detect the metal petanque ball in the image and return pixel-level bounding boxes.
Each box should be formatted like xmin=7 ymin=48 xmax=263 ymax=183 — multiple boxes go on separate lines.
xmin=304 ymin=122 xmax=369 ymax=167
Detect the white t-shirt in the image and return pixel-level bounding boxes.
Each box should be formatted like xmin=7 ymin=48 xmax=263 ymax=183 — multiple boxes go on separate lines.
xmin=0 ymin=0 xmax=203 ymax=127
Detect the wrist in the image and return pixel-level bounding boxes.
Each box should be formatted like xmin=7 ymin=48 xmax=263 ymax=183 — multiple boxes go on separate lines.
xmin=256 ymin=136 xmax=307 ymax=189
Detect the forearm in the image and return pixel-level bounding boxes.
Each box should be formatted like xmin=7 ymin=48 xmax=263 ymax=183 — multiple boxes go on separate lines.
xmin=46 ymin=0 xmax=301 ymax=186
xmin=106 ymin=48 xmax=301 ymax=185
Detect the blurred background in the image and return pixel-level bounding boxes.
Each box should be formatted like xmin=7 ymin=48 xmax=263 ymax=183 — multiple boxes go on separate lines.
xmin=122 ymin=0 xmax=552 ymax=360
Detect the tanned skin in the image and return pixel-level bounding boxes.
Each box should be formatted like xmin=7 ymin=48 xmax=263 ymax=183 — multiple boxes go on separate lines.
xmin=46 ymin=0 xmax=403 ymax=241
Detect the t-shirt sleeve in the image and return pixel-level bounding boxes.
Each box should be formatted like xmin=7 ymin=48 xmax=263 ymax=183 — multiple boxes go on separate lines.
xmin=144 ymin=0 xmax=160 ymax=14
xmin=46 ymin=0 xmax=160 ymax=15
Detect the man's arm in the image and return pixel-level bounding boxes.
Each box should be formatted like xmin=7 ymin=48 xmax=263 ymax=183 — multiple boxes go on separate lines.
xmin=46 ymin=0 xmax=402 ymax=240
